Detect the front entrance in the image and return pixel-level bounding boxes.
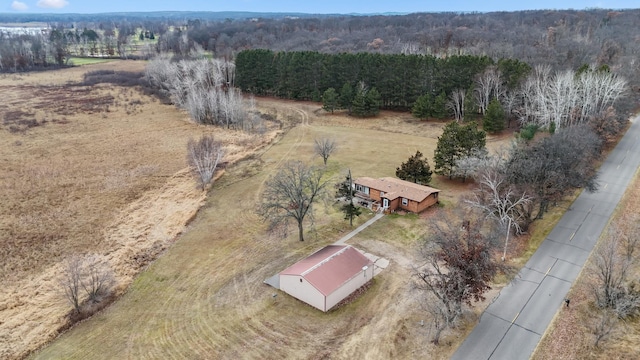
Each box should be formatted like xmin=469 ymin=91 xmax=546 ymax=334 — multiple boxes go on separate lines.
xmin=382 ymin=198 xmax=389 ymax=209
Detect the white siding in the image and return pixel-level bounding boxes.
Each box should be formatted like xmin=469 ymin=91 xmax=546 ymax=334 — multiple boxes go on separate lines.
xmin=325 ymin=265 xmax=373 ymax=311
xmin=280 ymin=274 xmax=325 ymax=311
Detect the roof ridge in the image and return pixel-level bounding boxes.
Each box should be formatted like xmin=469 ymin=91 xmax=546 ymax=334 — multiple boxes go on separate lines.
xmin=301 ymin=245 xmax=349 ymax=276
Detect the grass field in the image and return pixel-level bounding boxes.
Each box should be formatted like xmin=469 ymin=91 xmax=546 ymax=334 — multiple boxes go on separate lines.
xmin=1 ymin=60 xmax=548 ymax=359
xmin=0 ymin=62 xmax=510 ymax=358
xmin=0 ymin=60 xmax=280 ymax=359
xmin=67 ymin=57 xmax=116 ymax=66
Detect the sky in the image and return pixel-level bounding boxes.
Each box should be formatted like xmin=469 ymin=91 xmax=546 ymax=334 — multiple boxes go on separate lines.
xmin=5 ymin=0 xmax=639 ymax=14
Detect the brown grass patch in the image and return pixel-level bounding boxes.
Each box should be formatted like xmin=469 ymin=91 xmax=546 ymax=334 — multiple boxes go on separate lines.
xmin=0 ymin=61 xmax=280 ymax=360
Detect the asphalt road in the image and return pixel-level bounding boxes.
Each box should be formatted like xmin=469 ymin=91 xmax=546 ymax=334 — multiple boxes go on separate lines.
xmin=452 ymin=115 xmax=640 ymax=360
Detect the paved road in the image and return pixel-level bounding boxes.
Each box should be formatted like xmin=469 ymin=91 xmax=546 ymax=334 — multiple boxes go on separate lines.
xmin=452 ymin=116 xmax=640 ymax=360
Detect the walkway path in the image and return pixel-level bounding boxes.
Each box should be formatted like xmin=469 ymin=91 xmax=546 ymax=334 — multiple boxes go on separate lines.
xmin=333 ymin=213 xmax=385 ymax=245
xmin=452 ymin=116 xmax=640 ymax=360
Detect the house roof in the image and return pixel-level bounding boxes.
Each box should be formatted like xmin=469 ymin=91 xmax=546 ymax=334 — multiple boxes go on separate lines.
xmin=280 ymin=245 xmax=372 ymax=296
xmin=354 ymin=177 xmax=440 ymax=202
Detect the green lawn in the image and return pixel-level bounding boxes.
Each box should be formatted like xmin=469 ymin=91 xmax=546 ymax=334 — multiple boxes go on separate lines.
xmin=68 ymin=57 xmax=116 ymax=66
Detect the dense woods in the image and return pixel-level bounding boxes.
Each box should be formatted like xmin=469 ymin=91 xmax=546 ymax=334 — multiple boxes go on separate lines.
xmin=235 ymin=49 xmax=506 ymax=111
xmin=2 ymin=9 xmax=639 ymax=95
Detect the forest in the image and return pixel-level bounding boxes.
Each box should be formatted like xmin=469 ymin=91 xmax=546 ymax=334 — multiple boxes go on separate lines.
xmin=235 ymin=50 xmax=528 ymax=110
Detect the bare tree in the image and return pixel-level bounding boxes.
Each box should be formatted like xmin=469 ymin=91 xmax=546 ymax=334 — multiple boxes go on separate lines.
xmin=589 ymin=225 xmax=640 ymax=318
xmin=187 ymin=135 xmax=224 ymax=190
xmin=592 ymin=309 xmax=617 ymax=348
xmin=506 ymin=125 xmax=602 ymax=219
xmin=415 ymin=208 xmax=512 ymax=342
xmin=464 ymin=161 xmax=532 ymax=260
xmin=518 ymin=66 xmax=626 ymax=130
xmin=59 ymin=254 xmax=115 ymax=313
xmin=82 ymin=254 xmax=115 ymax=303
xmin=59 ymin=256 xmax=84 ymax=313
xmin=259 ymin=161 xmax=328 ymax=241
xmin=314 ymin=137 xmax=337 ymax=166
xmin=447 ymin=88 xmax=466 ymax=122
xmin=474 ymin=66 xmax=504 ymax=115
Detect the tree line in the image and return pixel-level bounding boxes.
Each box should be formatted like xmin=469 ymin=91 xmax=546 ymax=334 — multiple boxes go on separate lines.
xmin=235 ymin=49 xmax=534 ymax=112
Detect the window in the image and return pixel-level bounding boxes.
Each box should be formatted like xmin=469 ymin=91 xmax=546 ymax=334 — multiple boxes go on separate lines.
xmin=380 ymin=191 xmax=385 ymax=197
xmin=355 ymin=184 xmax=369 ymax=195
xmin=402 ymin=198 xmax=408 ymax=206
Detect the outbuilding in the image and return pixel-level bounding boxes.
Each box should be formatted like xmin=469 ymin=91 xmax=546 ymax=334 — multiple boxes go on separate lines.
xmin=279 ymin=245 xmax=373 ymax=312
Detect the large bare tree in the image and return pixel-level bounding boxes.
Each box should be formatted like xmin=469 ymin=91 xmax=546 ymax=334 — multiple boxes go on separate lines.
xmin=464 ymin=160 xmax=532 ymax=260
xmin=259 ymin=161 xmax=328 ymax=241
xmin=187 ymin=135 xmax=224 ymax=190
xmin=415 ymin=209 xmax=512 ymax=343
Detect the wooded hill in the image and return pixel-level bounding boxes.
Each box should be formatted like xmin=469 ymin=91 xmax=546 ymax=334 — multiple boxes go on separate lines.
xmin=1 ymin=8 xmax=639 ymax=114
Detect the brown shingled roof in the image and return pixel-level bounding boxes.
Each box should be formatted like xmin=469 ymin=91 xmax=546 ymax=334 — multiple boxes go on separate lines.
xmin=354 ymin=177 xmax=440 ymax=202
xmin=280 ymin=245 xmax=372 ymax=296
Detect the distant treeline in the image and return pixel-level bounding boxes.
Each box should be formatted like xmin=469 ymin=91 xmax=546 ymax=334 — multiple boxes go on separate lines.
xmin=236 ymin=49 xmax=530 ymax=111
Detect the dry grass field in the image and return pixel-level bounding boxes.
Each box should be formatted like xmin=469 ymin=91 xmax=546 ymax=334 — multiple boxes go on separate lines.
xmin=2 ymin=60 xmax=523 ymax=360
xmin=0 ymin=61 xmax=279 ymax=359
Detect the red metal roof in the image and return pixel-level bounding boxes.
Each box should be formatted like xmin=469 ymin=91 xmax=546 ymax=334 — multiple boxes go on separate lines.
xmin=280 ymin=245 xmax=372 ymax=296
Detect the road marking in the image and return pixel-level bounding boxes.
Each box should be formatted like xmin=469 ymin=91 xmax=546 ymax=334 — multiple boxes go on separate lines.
xmin=570 ymin=232 xmax=575 ymax=241
xmin=603 ymin=183 xmax=608 ymax=189
xmin=512 ymin=312 xmax=520 ymax=323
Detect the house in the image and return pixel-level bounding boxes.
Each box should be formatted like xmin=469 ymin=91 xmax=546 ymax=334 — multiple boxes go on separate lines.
xmin=279 ymin=245 xmax=373 ymax=312
xmin=353 ymin=177 xmax=440 ymax=213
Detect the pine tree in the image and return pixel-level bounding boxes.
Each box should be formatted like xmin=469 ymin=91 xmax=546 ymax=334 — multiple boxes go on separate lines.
xmin=339 ymin=82 xmax=354 ymax=114
xmin=412 ymin=93 xmax=433 ymax=120
xmin=336 ymin=169 xmax=361 ymax=226
xmin=365 ymin=87 xmax=381 ymax=116
xmin=434 ymin=121 xmax=486 ymax=179
xmin=351 ymin=89 xmax=367 ymax=117
xmin=483 ymin=98 xmax=506 ymax=133
xmin=432 ymin=91 xmax=448 ymax=119
xmin=396 ymin=151 xmax=433 ymax=184
xmin=322 ymin=87 xmax=339 ymax=113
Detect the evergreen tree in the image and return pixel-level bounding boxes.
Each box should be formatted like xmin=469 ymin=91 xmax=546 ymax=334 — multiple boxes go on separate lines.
xmin=336 ymin=169 xmax=362 ymax=226
xmin=365 ymin=87 xmax=381 ymax=116
xmin=396 ymin=151 xmax=433 ymax=184
xmin=434 ymin=121 xmax=486 ymax=179
xmin=339 ymin=82 xmax=354 ymax=114
xmin=432 ymin=91 xmax=448 ymax=119
xmin=351 ymin=82 xmax=380 ymax=117
xmin=322 ymin=87 xmax=339 ymax=113
xmin=412 ymin=93 xmax=433 ymax=120
xmin=351 ymin=88 xmax=367 ymax=117
xmin=483 ymin=98 xmax=506 ymax=133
